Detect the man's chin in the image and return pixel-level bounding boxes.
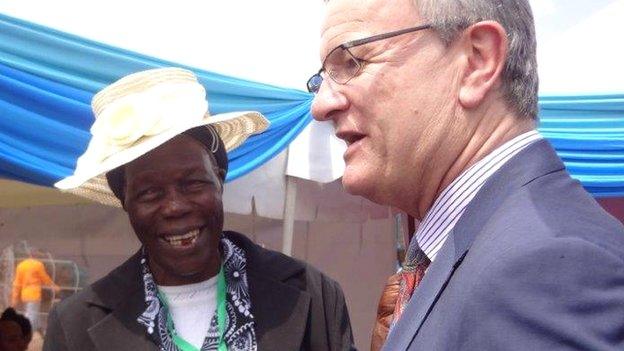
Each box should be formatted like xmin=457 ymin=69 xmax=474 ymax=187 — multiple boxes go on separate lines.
xmin=342 ymin=173 xmax=374 ymax=198
xmin=342 ymin=174 xmax=394 ymax=207
xmin=341 ymin=174 xmax=362 ymax=195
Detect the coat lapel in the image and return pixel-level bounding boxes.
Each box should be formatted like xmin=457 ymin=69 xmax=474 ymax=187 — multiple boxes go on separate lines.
xmin=86 ymin=253 xmax=158 ymax=351
xmin=87 ymin=289 xmax=157 ymax=351
xmin=227 ymin=231 xmax=312 ymax=351
xmin=249 ymin=271 xmax=311 ymax=350
xmin=383 ymin=139 xmax=566 ymax=350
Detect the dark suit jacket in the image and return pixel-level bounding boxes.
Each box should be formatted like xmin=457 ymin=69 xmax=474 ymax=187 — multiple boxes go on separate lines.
xmin=384 ymin=140 xmax=624 ymax=350
xmin=43 ymin=231 xmax=354 ymax=351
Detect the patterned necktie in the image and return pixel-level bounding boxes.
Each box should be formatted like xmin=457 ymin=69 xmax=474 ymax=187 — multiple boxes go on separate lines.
xmin=391 ymin=243 xmax=431 ymax=327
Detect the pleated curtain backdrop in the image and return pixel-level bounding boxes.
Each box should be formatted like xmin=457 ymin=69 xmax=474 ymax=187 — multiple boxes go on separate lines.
xmin=1 ymin=13 xmax=623 ymax=196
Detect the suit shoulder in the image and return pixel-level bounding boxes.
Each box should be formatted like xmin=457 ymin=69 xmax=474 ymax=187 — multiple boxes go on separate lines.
xmin=483 ymin=176 xmax=624 ymax=260
xmin=469 ymin=235 xmax=624 ymax=299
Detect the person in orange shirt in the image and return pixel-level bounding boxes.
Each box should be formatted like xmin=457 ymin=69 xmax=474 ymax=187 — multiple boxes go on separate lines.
xmin=11 ymin=257 xmax=59 ymax=331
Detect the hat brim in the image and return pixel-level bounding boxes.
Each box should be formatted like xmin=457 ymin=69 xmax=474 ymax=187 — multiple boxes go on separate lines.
xmin=55 ymin=110 xmax=268 ymax=207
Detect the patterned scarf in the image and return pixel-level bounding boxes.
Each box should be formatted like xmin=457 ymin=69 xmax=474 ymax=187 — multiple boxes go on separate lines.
xmin=137 ymin=236 xmax=257 ymax=351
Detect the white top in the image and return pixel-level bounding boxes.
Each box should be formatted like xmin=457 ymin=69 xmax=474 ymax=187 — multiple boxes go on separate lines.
xmin=158 ymin=275 xmax=218 ymax=349
xmin=413 ymin=130 xmax=543 ymax=261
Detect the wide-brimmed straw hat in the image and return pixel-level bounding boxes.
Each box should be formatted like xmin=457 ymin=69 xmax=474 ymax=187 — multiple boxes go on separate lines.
xmin=55 ymin=67 xmax=269 ymax=207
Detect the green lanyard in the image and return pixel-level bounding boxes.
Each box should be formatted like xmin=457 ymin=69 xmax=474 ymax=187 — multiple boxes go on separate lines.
xmin=161 ymin=267 xmax=228 ymax=351
xmin=216 ymin=266 xmax=227 ymax=351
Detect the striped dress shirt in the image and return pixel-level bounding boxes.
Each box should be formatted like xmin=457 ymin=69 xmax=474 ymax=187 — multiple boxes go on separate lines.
xmin=410 ymin=130 xmax=543 ymax=261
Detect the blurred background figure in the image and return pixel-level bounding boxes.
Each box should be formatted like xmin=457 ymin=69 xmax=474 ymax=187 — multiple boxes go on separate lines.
xmin=0 ymin=241 xmax=87 ymax=343
xmin=11 ymin=253 xmax=59 ymax=332
xmin=0 ymin=307 xmax=30 ymax=351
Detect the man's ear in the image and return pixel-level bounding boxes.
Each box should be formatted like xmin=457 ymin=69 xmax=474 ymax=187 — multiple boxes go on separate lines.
xmin=458 ymin=21 xmax=508 ymax=109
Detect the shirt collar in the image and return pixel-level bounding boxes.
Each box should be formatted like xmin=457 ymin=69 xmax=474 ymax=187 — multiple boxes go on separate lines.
xmin=414 ymin=130 xmax=542 ymax=261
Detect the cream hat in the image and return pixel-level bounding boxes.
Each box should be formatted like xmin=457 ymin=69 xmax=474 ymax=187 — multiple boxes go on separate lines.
xmin=55 ymin=67 xmax=269 ymax=206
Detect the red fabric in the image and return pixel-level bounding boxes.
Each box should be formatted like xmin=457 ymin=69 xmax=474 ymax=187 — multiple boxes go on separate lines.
xmin=392 ymin=260 xmax=430 ymax=325
xmin=371 ymin=273 xmax=401 ymax=351
xmin=370 ymin=257 xmax=430 ymax=351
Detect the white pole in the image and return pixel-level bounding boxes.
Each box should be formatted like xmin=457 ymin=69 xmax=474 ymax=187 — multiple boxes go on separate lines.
xmin=281 ymin=175 xmax=297 ymax=256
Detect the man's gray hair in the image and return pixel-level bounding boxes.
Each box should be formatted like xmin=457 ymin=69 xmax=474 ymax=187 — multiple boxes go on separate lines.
xmin=414 ymin=0 xmax=539 ymax=120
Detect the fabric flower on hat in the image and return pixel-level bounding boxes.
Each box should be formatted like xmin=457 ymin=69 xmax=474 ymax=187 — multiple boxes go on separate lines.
xmin=88 ymin=82 xmax=208 ymax=163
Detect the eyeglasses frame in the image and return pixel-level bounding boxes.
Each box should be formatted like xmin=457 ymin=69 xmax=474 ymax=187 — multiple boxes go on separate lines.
xmin=307 ymin=23 xmax=433 ymax=93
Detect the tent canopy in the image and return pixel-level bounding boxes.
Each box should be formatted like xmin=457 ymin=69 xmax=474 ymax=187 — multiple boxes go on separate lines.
xmin=0 ymin=1 xmax=623 ymax=214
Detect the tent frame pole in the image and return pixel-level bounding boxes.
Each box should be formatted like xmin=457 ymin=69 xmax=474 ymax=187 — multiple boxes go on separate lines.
xmin=281 ymin=175 xmax=297 ymax=256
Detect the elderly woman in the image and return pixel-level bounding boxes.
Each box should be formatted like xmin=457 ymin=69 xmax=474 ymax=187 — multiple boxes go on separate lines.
xmin=43 ymin=68 xmax=354 ymax=351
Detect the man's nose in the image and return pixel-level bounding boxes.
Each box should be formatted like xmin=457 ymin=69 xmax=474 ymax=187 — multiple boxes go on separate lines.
xmin=310 ymin=81 xmax=349 ymax=122
xmin=161 ymin=190 xmax=193 ymax=218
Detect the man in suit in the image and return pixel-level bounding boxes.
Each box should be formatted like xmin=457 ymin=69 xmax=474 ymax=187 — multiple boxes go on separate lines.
xmin=308 ymin=0 xmax=624 ymax=349
xmin=44 ymin=68 xmax=354 ymax=350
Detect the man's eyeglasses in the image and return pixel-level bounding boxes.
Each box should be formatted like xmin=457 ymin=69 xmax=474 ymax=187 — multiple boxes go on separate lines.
xmin=307 ymin=24 xmax=432 ymax=93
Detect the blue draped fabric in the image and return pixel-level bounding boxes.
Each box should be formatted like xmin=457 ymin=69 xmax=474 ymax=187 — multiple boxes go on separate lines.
xmin=0 ymin=13 xmax=312 ymax=186
xmin=1 ymin=13 xmax=624 ymax=197
xmin=539 ymin=94 xmax=624 ymax=196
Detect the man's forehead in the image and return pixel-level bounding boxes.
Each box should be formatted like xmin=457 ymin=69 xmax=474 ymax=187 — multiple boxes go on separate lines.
xmin=320 ymin=5 xmax=365 ymax=50
xmin=320 ymin=0 xmax=420 ymax=53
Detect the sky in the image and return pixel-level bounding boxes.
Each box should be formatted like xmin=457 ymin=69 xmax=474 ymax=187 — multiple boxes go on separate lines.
xmin=531 ymin=0 xmax=623 ymax=94
xmin=0 ymin=0 xmax=622 ymax=94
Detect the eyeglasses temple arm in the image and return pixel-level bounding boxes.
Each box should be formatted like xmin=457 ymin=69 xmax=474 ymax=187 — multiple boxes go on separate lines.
xmin=344 ymin=24 xmax=432 ymax=49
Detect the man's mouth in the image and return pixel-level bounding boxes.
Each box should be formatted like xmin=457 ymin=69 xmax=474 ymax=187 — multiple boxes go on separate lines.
xmin=161 ymin=228 xmax=200 ymax=247
xmin=336 ymin=130 xmax=365 ymax=146
xmin=344 ymin=134 xmax=364 ymax=146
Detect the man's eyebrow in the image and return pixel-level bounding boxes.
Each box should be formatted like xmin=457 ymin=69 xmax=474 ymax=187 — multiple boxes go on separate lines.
xmin=180 ymin=167 xmax=211 ymax=177
xmin=320 ymin=23 xmax=361 ymax=58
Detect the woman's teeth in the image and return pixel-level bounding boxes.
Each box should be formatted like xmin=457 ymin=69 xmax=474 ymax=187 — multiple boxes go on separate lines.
xmin=162 ymin=229 xmax=200 ymax=247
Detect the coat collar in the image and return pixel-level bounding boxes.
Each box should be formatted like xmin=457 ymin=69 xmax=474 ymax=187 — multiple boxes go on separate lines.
xmin=226 ymin=231 xmax=311 ymax=350
xmin=86 ymin=253 xmax=157 ymax=350
xmin=383 ymin=139 xmax=566 ymax=350
xmin=85 ymin=231 xmax=311 ymax=351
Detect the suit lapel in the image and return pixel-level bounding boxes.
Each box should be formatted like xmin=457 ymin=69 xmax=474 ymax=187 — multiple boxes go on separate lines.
xmin=383 ymin=236 xmax=463 ymax=351
xmin=384 ymin=139 xmax=566 ymax=350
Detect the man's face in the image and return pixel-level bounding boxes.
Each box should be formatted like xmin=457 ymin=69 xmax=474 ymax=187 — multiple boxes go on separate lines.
xmin=311 ymin=0 xmax=467 ymax=211
xmin=124 ymin=134 xmax=223 ymax=286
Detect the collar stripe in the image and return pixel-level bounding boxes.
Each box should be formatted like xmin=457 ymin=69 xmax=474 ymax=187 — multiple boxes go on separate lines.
xmin=418 ymin=131 xmax=536 ymax=248
xmin=411 ymin=130 xmax=542 ymax=261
